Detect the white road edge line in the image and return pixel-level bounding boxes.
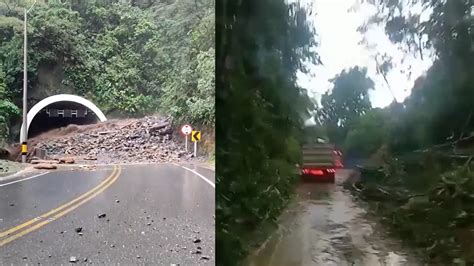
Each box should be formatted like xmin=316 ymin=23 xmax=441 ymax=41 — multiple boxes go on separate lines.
xmin=172 ymin=163 xmax=215 ymax=188
xmin=0 ymin=172 xmax=49 ymax=187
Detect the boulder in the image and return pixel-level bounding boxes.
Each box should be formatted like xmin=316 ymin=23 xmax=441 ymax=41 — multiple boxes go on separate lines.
xmin=59 ymin=157 xmax=75 ymax=164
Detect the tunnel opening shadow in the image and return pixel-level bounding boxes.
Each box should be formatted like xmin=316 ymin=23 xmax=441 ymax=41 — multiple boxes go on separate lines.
xmin=28 ymin=102 xmax=100 ymax=138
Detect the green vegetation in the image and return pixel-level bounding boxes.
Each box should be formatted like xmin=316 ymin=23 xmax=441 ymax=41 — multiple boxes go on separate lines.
xmin=315 ymin=66 xmax=375 ymax=148
xmin=216 ymin=1 xmax=318 ymax=265
xmin=0 ymin=0 xmax=214 ymax=143
xmin=0 ymin=62 xmax=19 ymax=144
xmin=315 ymin=0 xmax=474 ymax=263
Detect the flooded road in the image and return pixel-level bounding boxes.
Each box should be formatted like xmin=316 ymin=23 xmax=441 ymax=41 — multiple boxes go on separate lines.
xmin=245 ymin=170 xmax=421 ymax=266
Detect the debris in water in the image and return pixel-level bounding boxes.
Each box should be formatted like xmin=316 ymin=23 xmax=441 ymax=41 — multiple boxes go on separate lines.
xmin=69 ymin=256 xmax=77 ymax=263
xmin=98 ymin=213 xmax=106 ymax=218
xmin=75 ymin=227 xmax=82 ymax=233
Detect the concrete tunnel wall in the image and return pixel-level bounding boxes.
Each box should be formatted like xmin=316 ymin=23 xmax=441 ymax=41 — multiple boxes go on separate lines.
xmin=20 ymin=94 xmax=107 ymax=142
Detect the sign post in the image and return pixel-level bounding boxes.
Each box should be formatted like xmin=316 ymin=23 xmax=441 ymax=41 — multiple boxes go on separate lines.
xmin=181 ymin=125 xmax=193 ymax=151
xmin=191 ymin=130 xmax=201 ymax=157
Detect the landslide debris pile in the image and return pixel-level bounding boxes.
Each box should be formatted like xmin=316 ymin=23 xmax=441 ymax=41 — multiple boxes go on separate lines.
xmin=28 ymin=116 xmax=190 ymax=164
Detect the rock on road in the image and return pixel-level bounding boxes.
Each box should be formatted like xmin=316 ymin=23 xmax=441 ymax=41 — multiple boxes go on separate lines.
xmin=0 ymin=163 xmax=215 ymax=265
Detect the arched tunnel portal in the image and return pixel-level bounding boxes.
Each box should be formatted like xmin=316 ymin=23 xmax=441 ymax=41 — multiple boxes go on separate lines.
xmin=20 ymin=94 xmax=107 ymax=141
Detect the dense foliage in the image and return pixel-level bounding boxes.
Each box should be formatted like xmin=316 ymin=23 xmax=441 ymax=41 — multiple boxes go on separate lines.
xmin=316 ymin=66 xmax=375 ymax=146
xmin=0 ymin=62 xmax=19 ymax=144
xmin=319 ymin=0 xmax=473 ymax=156
xmin=216 ymin=0 xmax=318 ymax=264
xmin=0 ymin=0 xmax=214 ymax=143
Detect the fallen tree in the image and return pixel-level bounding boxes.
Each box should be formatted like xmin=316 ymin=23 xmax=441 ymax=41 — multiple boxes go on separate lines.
xmin=345 ymin=153 xmax=474 ymax=265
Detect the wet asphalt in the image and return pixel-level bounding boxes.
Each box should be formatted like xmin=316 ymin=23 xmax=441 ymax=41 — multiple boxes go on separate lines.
xmin=245 ymin=170 xmax=420 ymax=266
xmin=0 ymin=163 xmax=215 ymax=265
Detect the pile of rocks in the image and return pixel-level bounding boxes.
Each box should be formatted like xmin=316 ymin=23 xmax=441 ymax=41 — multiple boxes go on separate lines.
xmin=31 ymin=116 xmax=191 ymax=164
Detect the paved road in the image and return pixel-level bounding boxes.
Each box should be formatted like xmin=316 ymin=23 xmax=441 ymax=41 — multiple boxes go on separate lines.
xmin=245 ymin=170 xmax=419 ymax=266
xmin=0 ymin=163 xmax=214 ymax=265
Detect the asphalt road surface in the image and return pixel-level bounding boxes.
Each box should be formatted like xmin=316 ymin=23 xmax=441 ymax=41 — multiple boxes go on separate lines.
xmin=245 ymin=170 xmax=419 ymax=266
xmin=0 ymin=163 xmax=215 ymax=265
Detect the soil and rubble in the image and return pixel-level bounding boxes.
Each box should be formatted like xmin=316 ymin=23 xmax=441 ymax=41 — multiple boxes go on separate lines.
xmin=15 ymin=116 xmax=200 ymax=165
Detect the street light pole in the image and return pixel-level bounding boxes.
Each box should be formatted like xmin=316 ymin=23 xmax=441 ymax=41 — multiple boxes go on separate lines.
xmin=21 ymin=0 xmax=36 ymax=163
xmin=21 ymin=9 xmax=27 ymax=163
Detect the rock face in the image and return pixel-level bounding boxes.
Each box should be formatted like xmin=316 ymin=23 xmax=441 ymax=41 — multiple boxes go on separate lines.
xmin=31 ymin=116 xmax=193 ymax=164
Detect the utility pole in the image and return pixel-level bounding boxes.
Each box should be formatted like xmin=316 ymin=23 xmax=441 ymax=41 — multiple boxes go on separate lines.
xmin=21 ymin=0 xmax=37 ymax=163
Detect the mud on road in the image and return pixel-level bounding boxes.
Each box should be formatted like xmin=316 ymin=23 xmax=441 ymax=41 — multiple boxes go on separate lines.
xmin=245 ymin=170 xmax=421 ymax=266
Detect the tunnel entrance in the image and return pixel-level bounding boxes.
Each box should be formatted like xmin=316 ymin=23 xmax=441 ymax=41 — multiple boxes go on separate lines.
xmin=20 ymin=94 xmax=107 ymax=142
xmin=28 ymin=102 xmax=99 ymax=138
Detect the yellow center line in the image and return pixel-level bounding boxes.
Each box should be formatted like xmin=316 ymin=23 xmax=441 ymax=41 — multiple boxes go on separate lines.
xmin=0 ymin=167 xmax=121 ymax=247
xmin=0 ymin=166 xmax=119 ymax=240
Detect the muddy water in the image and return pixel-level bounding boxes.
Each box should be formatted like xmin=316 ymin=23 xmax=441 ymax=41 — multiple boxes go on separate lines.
xmin=245 ymin=170 xmax=421 ymax=266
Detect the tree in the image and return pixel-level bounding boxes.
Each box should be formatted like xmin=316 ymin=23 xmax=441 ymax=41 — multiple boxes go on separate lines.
xmin=317 ymin=66 xmax=374 ymax=145
xmin=158 ymin=0 xmax=215 ymax=125
xmin=359 ymin=0 xmax=474 ymax=149
xmin=0 ymin=62 xmax=19 ymax=144
xmin=0 ymin=0 xmax=215 ymax=134
xmin=344 ymin=108 xmax=388 ymax=157
xmin=216 ymin=0 xmax=318 ymax=264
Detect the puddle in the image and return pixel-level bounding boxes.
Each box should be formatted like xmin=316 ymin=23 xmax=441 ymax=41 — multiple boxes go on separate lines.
xmin=245 ymin=170 xmax=420 ymax=266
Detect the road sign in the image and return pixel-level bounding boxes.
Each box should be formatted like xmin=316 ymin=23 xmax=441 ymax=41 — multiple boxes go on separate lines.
xmin=181 ymin=124 xmax=193 ymax=135
xmin=191 ymin=131 xmax=201 ymax=142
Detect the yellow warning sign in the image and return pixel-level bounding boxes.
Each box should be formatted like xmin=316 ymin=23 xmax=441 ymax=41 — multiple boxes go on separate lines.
xmin=191 ymin=131 xmax=201 ymax=142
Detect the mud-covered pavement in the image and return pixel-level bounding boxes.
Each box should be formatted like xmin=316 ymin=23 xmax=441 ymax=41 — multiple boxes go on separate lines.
xmin=245 ymin=170 xmax=421 ymax=266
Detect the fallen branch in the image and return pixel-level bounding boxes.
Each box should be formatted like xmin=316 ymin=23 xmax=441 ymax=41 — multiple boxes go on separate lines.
xmin=406 ymin=193 xmax=426 ymax=199
xmin=352 ymin=182 xmax=363 ymax=192
xmin=377 ymin=186 xmax=390 ymax=195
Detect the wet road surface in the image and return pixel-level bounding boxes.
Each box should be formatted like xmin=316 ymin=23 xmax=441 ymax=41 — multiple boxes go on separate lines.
xmin=246 ymin=170 xmax=420 ymax=266
xmin=0 ymin=163 xmax=214 ymax=265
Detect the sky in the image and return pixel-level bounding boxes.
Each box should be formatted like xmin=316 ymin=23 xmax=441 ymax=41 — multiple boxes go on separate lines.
xmin=297 ymin=0 xmax=434 ymax=108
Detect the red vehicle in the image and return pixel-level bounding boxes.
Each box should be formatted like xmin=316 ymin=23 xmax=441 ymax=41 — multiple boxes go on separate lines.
xmin=300 ymin=143 xmax=343 ymax=182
